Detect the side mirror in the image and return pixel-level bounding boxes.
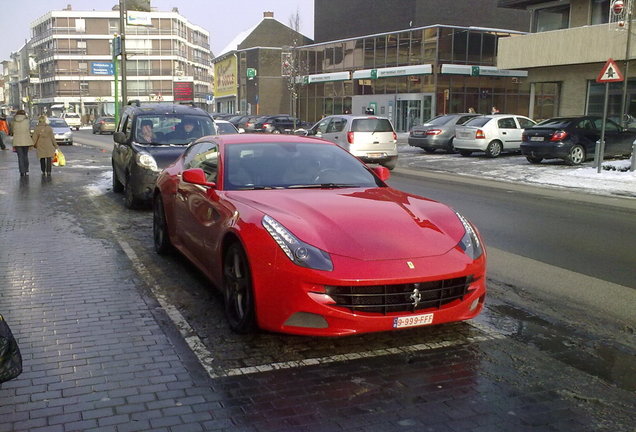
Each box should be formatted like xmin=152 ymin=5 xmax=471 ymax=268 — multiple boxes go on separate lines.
xmin=113 ymin=131 xmax=127 ymax=144
xmin=372 ymin=166 xmax=391 ymax=182
xmin=238 ymin=127 xmax=245 ymax=133
xmin=306 ymin=129 xmax=318 ymax=136
xmin=182 ymin=168 xmax=216 ymax=188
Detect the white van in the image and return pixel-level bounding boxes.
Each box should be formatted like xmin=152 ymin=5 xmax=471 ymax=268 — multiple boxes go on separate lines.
xmin=62 ymin=112 xmax=81 ymax=130
xmin=306 ymin=115 xmax=398 ymax=170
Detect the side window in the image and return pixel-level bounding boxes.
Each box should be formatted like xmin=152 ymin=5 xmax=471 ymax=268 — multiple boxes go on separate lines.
xmin=593 ymin=118 xmax=604 ymax=129
xmin=498 ymin=118 xmax=517 ymax=129
xmin=604 ymin=119 xmax=620 ymax=132
xmin=123 ymin=114 xmax=133 ymax=139
xmin=517 ymin=118 xmax=536 ymax=128
xmin=457 ymin=115 xmax=475 ymax=125
xmin=183 ymin=141 xmax=219 ymax=183
xmin=315 ymin=118 xmax=331 ymax=134
xmin=576 ymin=119 xmax=593 ymax=130
xmin=327 ymin=118 xmax=345 ymax=133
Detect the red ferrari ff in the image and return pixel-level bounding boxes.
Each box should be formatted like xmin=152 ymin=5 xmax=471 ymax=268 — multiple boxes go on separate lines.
xmin=153 ymin=134 xmax=486 ymax=336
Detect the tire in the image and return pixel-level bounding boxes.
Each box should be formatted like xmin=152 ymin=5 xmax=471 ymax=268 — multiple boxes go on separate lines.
xmin=153 ymin=195 xmax=173 ymax=254
xmin=124 ymin=177 xmax=139 ymax=209
xmin=382 ymin=158 xmax=397 ymax=170
xmin=223 ymin=242 xmax=255 ymax=334
xmin=446 ymin=138 xmax=455 ymax=154
xmin=112 ymin=166 xmax=124 ymax=193
xmin=272 ymin=129 xmax=281 ymax=134
xmin=92 ymin=129 xmax=96 ymax=134
xmin=565 ymin=145 xmax=586 ymax=165
xmin=424 ymin=148 xmax=436 ymax=154
xmin=459 ymin=150 xmax=472 ymax=157
xmin=526 ymin=155 xmax=544 ymax=164
xmin=485 ymin=140 xmax=503 ymax=158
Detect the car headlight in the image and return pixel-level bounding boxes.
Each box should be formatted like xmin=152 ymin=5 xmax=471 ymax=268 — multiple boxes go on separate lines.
xmin=455 ymin=212 xmax=483 ymax=260
xmin=64 ymin=131 xmax=72 ymax=138
xmin=262 ymin=215 xmax=333 ymax=271
xmin=136 ymin=152 xmax=158 ymax=171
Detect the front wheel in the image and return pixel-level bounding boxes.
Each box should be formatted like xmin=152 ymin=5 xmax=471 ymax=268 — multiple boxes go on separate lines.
xmin=272 ymin=129 xmax=281 ymax=134
xmin=124 ymin=178 xmax=140 ymax=209
xmin=112 ymin=167 xmax=124 ymax=193
xmin=565 ymin=145 xmax=586 ymax=165
xmin=153 ymin=195 xmax=173 ymax=255
xmin=223 ymin=243 xmax=255 ymax=334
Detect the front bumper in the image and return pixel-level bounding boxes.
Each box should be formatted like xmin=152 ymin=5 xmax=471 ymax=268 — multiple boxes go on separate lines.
xmin=55 ymin=136 xmax=73 ymax=145
xmin=250 ymin=244 xmax=487 ymax=336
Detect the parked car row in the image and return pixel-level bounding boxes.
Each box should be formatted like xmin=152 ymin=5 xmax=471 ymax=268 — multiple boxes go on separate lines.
xmin=409 ymin=114 xmax=635 ymax=166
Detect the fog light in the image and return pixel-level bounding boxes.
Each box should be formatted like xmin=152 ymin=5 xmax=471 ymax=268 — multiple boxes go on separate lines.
xmin=470 ymin=298 xmax=480 ymax=311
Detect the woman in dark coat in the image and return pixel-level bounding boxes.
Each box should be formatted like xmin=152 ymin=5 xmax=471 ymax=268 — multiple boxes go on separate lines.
xmin=32 ymin=115 xmax=59 ymax=176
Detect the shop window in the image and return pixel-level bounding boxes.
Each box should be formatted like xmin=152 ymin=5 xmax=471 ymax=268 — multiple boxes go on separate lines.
xmin=533 ymin=82 xmax=560 ymax=120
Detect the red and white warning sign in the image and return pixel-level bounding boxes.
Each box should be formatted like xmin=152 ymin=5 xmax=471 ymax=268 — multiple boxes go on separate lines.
xmin=596 ymin=58 xmax=624 ymax=83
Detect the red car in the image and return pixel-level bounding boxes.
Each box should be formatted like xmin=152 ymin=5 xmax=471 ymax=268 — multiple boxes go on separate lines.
xmin=153 ymin=134 xmax=486 ymax=336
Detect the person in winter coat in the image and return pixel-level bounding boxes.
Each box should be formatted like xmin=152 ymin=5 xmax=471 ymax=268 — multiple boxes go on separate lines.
xmin=32 ymin=115 xmax=59 ymax=176
xmin=10 ymin=110 xmax=33 ymax=176
xmin=0 ymin=114 xmax=9 ymax=150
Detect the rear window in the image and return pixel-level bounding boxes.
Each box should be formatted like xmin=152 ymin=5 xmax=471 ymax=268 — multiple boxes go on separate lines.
xmin=351 ymin=118 xmax=394 ymax=132
xmin=464 ymin=117 xmax=491 ymax=127
xmin=536 ymin=118 xmax=573 ymax=128
xmin=425 ymin=115 xmax=456 ymax=126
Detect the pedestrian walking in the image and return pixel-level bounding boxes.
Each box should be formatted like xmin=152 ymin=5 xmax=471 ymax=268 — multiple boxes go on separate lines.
xmin=10 ymin=110 xmax=33 ymax=176
xmin=0 ymin=114 xmax=9 ymax=150
xmin=32 ymin=115 xmax=58 ymax=176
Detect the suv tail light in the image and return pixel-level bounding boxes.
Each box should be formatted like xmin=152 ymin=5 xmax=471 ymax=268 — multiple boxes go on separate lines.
xmin=392 ymin=131 xmax=397 ymax=141
xmin=550 ymin=130 xmax=568 ymax=141
xmin=426 ymin=129 xmax=442 ymax=136
xmin=347 ymin=131 xmax=354 ymax=144
xmin=475 ymin=129 xmax=486 ymax=139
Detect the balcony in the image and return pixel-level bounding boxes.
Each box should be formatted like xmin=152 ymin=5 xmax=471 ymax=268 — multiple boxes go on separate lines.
xmin=497 ymin=24 xmax=632 ymax=70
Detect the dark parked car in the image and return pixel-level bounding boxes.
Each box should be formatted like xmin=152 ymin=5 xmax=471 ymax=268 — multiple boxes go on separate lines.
xmin=253 ymin=115 xmax=300 ymax=133
xmin=92 ymin=116 xmax=116 ymax=134
xmin=111 ymin=102 xmax=216 ymax=209
xmin=228 ymin=114 xmax=260 ymax=133
xmin=521 ymin=116 xmax=635 ymax=165
xmin=408 ymin=113 xmax=481 ymax=153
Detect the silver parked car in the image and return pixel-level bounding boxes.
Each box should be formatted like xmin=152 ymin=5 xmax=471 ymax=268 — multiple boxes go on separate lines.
xmin=453 ymin=114 xmax=536 ymax=158
xmin=305 ymin=114 xmax=398 ymax=170
xmin=408 ymin=113 xmax=481 ymax=153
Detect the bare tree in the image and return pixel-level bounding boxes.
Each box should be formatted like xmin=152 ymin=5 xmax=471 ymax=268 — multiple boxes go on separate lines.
xmin=284 ymin=8 xmax=307 ymax=129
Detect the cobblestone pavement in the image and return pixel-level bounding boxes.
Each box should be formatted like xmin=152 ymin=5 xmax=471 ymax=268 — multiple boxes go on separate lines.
xmin=0 ymin=143 xmax=634 ymax=432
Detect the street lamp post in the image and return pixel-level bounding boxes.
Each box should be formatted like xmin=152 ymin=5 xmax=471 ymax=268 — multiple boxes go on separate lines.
xmin=620 ymin=0 xmax=633 ymax=126
xmin=119 ymin=0 xmax=127 ymax=106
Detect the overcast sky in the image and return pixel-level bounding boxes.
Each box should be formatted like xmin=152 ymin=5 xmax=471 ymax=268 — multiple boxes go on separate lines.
xmin=0 ymin=0 xmax=314 ymax=66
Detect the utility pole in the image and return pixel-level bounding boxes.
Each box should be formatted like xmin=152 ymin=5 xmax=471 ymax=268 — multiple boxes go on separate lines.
xmin=119 ymin=0 xmax=127 ymax=107
xmin=620 ymin=0 xmax=633 ymax=126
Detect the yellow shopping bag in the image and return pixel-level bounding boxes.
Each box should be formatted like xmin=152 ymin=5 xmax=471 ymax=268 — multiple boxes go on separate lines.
xmin=53 ymin=149 xmax=66 ymax=167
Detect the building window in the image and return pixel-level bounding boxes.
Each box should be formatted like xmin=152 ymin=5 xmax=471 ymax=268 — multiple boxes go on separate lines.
xmin=533 ymin=82 xmax=560 ymax=121
xmin=533 ymin=5 xmax=570 ymax=32
xmin=591 ymin=0 xmax=611 ymax=24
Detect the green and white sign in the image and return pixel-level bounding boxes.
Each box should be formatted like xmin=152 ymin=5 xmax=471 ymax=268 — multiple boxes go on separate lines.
xmin=246 ymin=68 xmax=257 ymax=78
xmin=353 ymin=64 xmax=433 ymax=80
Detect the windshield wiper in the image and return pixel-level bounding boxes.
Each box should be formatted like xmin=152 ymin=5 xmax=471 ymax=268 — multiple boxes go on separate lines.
xmin=235 ymin=185 xmax=282 ymax=190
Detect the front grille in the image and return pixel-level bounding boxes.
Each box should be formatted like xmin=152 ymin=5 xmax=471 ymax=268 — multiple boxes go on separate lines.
xmin=325 ymin=276 xmax=470 ymax=314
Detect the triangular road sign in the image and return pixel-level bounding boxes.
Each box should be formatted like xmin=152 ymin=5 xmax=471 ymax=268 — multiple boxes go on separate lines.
xmin=596 ymin=58 xmax=624 ymax=83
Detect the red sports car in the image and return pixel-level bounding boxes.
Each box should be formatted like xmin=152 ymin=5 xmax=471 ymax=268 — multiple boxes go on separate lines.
xmin=153 ymin=134 xmax=486 ymax=336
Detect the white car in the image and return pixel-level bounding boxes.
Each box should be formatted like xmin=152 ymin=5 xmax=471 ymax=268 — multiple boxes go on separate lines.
xmin=214 ymin=119 xmax=240 ymax=134
xmin=305 ymin=114 xmax=398 ymax=170
xmin=62 ymin=112 xmax=81 ymax=130
xmin=453 ymin=114 xmax=536 ymax=158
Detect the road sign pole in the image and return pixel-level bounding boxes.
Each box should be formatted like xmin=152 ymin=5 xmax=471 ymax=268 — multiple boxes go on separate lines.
xmin=597 ymin=82 xmax=610 ymax=173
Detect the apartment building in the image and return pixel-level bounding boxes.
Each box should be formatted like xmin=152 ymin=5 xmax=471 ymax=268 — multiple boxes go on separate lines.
xmin=497 ymin=0 xmax=633 ymax=120
xmin=28 ymin=5 xmax=212 ymax=120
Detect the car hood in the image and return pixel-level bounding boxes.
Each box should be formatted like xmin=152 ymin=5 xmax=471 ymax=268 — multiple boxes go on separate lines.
xmin=133 ymin=143 xmax=189 ymax=169
xmin=231 ymin=188 xmax=465 ymax=260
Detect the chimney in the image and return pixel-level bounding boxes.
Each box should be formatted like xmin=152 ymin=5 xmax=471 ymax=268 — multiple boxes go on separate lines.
xmin=263 ymin=11 xmax=274 ymax=18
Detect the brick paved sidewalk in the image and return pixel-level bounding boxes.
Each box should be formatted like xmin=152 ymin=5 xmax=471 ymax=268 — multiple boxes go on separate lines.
xmin=0 ymin=149 xmax=221 ymax=431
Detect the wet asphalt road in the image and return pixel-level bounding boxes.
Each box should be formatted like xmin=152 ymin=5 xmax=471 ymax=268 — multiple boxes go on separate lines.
xmin=4 ymin=130 xmax=633 ymax=431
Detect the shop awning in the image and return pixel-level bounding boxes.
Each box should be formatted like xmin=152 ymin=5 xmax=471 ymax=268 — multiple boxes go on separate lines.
xmin=440 ymin=64 xmax=528 ymax=77
xmin=352 ymin=64 xmax=433 ymax=79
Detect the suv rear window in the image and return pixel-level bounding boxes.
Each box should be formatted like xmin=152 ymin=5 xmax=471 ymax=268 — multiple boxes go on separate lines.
xmin=351 ymin=118 xmax=394 ymax=132
xmin=64 ymin=113 xmax=80 ymax=118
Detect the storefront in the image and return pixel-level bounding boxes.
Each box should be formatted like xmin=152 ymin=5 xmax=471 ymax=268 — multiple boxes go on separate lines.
xmin=296 ymin=25 xmax=530 ymax=131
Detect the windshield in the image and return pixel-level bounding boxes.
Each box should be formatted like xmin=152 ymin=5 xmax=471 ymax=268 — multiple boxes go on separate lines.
xmin=223 ymin=142 xmax=385 ymax=190
xmin=135 ymin=114 xmax=216 ymax=145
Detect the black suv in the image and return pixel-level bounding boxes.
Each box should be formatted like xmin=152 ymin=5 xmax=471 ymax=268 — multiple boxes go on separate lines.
xmin=253 ymin=115 xmax=299 ymax=133
xmin=112 ymin=102 xmax=216 ymax=208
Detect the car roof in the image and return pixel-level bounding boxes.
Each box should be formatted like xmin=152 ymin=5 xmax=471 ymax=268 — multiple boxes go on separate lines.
xmin=124 ymin=103 xmax=209 ymax=116
xmin=324 ymin=114 xmax=392 ymax=120
xmin=197 ymin=132 xmax=336 ymax=146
